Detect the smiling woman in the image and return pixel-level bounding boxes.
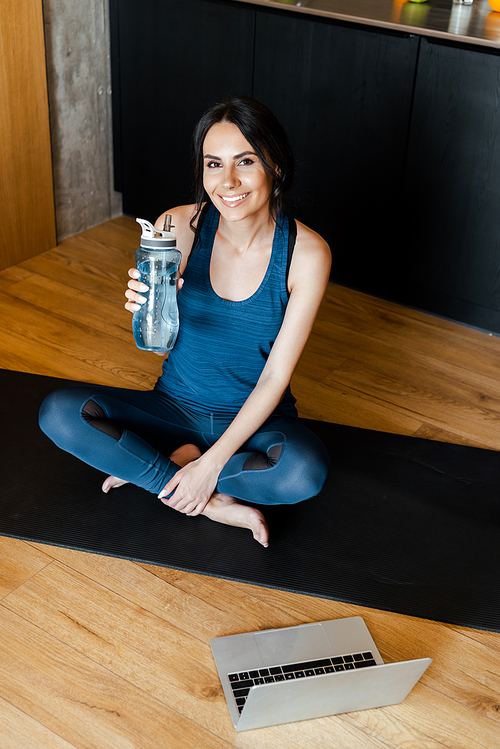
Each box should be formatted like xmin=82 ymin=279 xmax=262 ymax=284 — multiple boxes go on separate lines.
xmin=39 ymin=96 xmax=332 ymax=548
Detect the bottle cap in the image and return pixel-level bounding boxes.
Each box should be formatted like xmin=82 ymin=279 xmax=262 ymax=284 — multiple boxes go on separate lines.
xmin=136 ymin=218 xmax=176 ymax=249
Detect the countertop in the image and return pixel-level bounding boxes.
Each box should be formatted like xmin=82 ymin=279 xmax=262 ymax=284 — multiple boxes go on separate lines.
xmin=229 ymin=0 xmax=500 ymax=49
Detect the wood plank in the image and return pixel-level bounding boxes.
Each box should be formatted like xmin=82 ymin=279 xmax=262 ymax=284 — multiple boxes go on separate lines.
xmin=0 ymin=291 xmax=160 ymax=388
xmin=291 ymin=372 xmax=426 ymax=435
xmin=0 ymin=536 xmax=53 ymax=599
xmin=2 ymin=562 xmax=235 ymax=740
xmin=0 ymin=695 xmax=76 ymax=749
xmin=0 ymin=605 xmax=229 ymax=749
xmin=323 ymin=358 xmax=500 ymax=448
xmin=0 ymin=265 xmax=34 ymax=289
xmin=23 ymin=545 xmax=289 ymax=640
xmin=328 ymin=284 xmax=499 ymax=349
xmin=7 ymin=274 xmax=135 ymax=344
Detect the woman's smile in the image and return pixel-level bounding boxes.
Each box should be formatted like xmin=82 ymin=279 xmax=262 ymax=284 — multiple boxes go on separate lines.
xmin=218 ymin=191 xmax=250 ymax=206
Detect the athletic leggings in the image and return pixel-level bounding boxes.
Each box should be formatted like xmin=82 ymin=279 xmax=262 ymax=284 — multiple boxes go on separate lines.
xmin=38 ymin=384 xmax=330 ymax=505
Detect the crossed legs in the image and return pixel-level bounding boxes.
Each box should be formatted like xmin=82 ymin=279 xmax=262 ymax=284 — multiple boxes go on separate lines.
xmin=39 ymin=385 xmax=329 ymax=546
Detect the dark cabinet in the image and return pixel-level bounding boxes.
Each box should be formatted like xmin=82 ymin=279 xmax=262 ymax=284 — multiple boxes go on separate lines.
xmin=399 ymin=38 xmax=500 ymax=331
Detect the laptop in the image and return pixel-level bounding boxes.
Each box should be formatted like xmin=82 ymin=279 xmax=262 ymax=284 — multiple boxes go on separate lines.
xmin=210 ymin=616 xmax=432 ymax=731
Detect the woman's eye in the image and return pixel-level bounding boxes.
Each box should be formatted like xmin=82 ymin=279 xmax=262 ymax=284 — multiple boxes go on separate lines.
xmin=238 ymin=158 xmax=254 ymax=166
xmin=206 ymin=161 xmax=221 ymax=169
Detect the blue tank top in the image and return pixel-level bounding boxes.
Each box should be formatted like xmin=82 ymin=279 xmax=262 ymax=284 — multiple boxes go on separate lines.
xmin=155 ymin=204 xmax=297 ymax=418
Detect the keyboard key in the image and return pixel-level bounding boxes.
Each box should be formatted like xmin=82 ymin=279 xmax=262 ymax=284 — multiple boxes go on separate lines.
xmin=362 ymin=652 xmax=373 ymax=660
xmin=285 ymin=672 xmax=295 ymax=680
xmin=259 ymin=669 xmax=270 ymax=677
xmin=335 ymin=664 xmax=345 ymax=672
xmin=295 ymin=671 xmax=305 ymax=678
xmin=264 ymin=676 xmax=275 ymax=683
xmin=282 ymin=658 xmax=332 ymax=673
xmin=229 ymin=673 xmax=239 ymax=682
xmin=353 ymin=654 xmax=364 ymax=662
xmin=238 ymin=671 xmax=250 ymax=679
xmin=343 ymin=655 xmax=354 ymax=663
xmin=254 ymin=677 xmax=264 ymax=685
xmin=305 ymin=669 xmax=316 ymax=676
xmin=354 ymin=659 xmax=376 ymax=669
xmin=235 ymin=697 xmax=246 ymax=706
xmin=331 ymin=657 xmax=344 ymax=665
xmin=275 ymin=674 xmax=285 ymax=681
xmin=325 ymin=666 xmax=334 ymax=673
xmin=270 ymin=666 xmax=282 ymax=675
xmin=233 ymin=687 xmax=251 ymax=698
xmin=231 ymin=679 xmax=254 ymax=691
xmin=345 ymin=663 xmax=354 ymax=670
xmin=249 ymin=670 xmax=259 ymax=678
xmin=314 ymin=667 xmax=325 ymax=675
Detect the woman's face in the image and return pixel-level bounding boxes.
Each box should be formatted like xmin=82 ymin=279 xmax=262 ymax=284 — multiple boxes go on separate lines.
xmin=202 ymin=121 xmax=274 ymax=223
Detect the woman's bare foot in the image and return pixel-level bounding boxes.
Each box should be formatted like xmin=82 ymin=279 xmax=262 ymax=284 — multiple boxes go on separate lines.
xmin=102 ymin=475 xmax=128 ymax=493
xmin=201 ymin=493 xmax=269 ymax=548
xmin=102 ymin=444 xmax=201 ymax=494
xmin=170 ymin=443 xmax=202 ymax=467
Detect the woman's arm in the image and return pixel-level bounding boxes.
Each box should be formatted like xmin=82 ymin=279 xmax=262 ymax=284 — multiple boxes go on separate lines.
xmin=159 ymin=221 xmax=332 ymax=515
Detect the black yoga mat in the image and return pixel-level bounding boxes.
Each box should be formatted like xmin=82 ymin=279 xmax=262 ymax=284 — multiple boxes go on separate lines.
xmin=2 ymin=369 xmax=500 ymax=632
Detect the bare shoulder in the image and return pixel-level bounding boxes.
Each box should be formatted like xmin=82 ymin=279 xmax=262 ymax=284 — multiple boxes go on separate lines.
xmin=288 ymin=219 xmax=331 ymax=292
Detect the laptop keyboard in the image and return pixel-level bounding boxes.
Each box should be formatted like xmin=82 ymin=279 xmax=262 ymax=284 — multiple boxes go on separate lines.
xmin=228 ymin=651 xmax=377 ymax=713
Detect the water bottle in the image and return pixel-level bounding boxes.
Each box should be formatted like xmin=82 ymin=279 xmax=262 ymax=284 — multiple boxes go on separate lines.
xmin=132 ymin=216 xmax=181 ymax=352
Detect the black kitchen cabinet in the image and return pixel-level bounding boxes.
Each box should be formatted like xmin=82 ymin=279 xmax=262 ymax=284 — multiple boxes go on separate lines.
xmin=398 ymin=37 xmax=500 ymax=331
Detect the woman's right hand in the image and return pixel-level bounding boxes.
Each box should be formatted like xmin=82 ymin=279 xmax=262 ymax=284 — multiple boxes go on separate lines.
xmin=124 ymin=268 xmax=148 ymax=313
xmin=124 ymin=267 xmax=184 ymax=314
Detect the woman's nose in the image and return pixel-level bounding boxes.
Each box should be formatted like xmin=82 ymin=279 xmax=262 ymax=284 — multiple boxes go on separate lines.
xmin=221 ymin=165 xmax=240 ymax=189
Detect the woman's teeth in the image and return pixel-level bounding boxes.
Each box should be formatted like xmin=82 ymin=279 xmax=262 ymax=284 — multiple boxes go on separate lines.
xmin=220 ymin=193 xmax=249 ymax=204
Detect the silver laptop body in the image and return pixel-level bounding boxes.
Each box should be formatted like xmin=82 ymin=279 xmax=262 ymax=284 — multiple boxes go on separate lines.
xmin=210 ymin=616 xmax=432 ymax=731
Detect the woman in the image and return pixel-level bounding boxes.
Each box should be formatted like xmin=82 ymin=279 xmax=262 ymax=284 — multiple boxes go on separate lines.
xmin=39 ymin=96 xmax=331 ymax=547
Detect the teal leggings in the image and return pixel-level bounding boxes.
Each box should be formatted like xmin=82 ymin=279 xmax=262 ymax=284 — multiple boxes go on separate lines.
xmin=39 ymin=384 xmax=330 ymax=504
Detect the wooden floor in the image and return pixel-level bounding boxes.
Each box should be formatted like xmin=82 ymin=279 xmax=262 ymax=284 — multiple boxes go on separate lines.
xmin=1 ymin=216 xmax=499 ymax=748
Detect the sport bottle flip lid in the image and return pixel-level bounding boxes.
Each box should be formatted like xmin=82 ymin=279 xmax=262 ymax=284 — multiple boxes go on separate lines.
xmin=136 ymin=217 xmax=176 ymax=249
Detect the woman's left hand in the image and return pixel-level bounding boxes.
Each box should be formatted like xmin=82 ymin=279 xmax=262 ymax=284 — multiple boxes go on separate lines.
xmin=157 ymin=456 xmax=220 ymax=516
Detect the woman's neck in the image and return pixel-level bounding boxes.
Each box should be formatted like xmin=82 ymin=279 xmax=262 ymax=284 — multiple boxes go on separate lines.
xmin=216 ymin=211 xmax=276 ymax=255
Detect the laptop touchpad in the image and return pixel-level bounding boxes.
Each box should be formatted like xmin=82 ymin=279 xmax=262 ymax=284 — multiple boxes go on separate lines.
xmin=255 ymin=624 xmax=331 ymax=666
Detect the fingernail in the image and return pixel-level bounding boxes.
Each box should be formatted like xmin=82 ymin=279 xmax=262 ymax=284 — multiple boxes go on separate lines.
xmin=158 ymin=491 xmax=166 ymax=499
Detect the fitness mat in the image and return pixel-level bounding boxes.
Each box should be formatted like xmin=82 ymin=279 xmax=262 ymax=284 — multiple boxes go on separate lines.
xmin=2 ymin=368 xmax=500 ymax=632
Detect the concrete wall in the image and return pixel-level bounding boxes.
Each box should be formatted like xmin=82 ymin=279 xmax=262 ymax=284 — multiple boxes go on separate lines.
xmin=43 ymin=0 xmax=121 ymax=241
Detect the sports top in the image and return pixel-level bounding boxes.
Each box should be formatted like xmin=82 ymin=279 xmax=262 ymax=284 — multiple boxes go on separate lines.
xmin=155 ymin=203 xmax=297 ymax=418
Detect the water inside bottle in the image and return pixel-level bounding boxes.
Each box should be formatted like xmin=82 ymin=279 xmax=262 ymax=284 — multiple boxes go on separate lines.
xmin=132 ymin=258 xmax=179 ymax=351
